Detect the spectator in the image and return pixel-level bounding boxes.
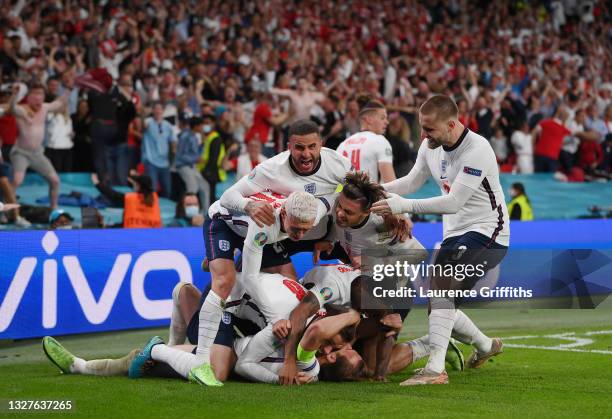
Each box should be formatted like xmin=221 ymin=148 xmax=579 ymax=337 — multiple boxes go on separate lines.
xmin=507 ymin=183 xmax=534 ymax=221
xmin=108 ymin=73 xmax=137 ymax=185
xmin=533 ymin=107 xmax=571 ymax=172
xmin=92 ymin=173 xmax=162 ymax=229
xmin=0 ymin=87 xmax=18 ymax=159
xmin=223 ymin=139 xmax=268 ymax=180
xmin=71 ymin=99 xmax=93 ymax=173
xmin=8 ymin=83 xmax=68 ymax=209
xmin=169 ymin=192 xmax=205 ymax=227
xmin=44 ymin=101 xmax=74 ymax=172
xmin=270 ymin=78 xmax=326 ymax=124
xmin=0 ymin=151 xmax=24 ymax=226
xmin=490 ymin=127 xmax=508 ymax=164
xmin=343 ymin=99 xmax=361 ymax=137
xmin=49 ymin=208 xmax=74 ymax=230
xmin=197 ymin=113 xmax=225 ymax=202
xmin=245 ymin=92 xmax=288 ymax=157
xmin=142 ymin=102 xmax=176 ymax=198
xmin=511 ymin=120 xmax=534 ymax=174
xmin=385 ymin=112 xmax=414 ymax=177
xmin=176 ymin=116 xmax=211 ymax=211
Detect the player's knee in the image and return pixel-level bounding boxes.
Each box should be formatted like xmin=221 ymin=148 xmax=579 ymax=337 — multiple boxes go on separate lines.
xmin=49 ymin=175 xmax=60 ymax=189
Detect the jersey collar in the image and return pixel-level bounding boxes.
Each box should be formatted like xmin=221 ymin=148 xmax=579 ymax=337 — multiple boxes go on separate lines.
xmin=352 ymin=214 xmax=370 ymax=229
xmin=443 ymin=127 xmax=469 ymax=152
xmin=288 ymin=154 xmax=322 ymax=177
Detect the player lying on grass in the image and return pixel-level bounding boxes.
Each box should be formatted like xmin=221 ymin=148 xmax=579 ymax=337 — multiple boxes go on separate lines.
xmin=41 ymin=305 xmax=364 ymax=384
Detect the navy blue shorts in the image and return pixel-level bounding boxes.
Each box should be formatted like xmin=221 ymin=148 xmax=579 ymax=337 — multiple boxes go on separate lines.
xmin=186 ymin=285 xmax=262 ymax=348
xmin=203 ymin=215 xmax=291 ymax=269
xmin=0 ymin=162 xmax=10 ymax=178
xmin=434 ymin=231 xmax=508 ymax=290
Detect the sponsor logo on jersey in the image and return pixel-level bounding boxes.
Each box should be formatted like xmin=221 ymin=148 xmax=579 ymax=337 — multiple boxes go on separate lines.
xmin=304 ymin=183 xmax=317 ymax=194
xmin=463 ymin=166 xmax=482 ymax=177
xmin=254 ymin=232 xmax=268 ymax=246
xmin=218 ymin=240 xmax=230 ymax=252
xmin=222 ymin=312 xmax=232 ymax=324
xmin=320 ymin=287 xmax=333 ymax=301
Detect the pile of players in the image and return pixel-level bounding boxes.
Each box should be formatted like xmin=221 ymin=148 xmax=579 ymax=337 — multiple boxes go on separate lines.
xmin=43 ymin=95 xmax=508 ymax=386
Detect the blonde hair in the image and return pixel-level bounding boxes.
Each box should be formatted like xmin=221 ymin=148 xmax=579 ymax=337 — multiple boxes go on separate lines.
xmin=283 ymin=192 xmax=318 ymax=223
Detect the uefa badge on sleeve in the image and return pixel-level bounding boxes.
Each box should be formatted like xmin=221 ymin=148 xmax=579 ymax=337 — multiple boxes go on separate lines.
xmin=254 ymin=232 xmax=268 ymax=246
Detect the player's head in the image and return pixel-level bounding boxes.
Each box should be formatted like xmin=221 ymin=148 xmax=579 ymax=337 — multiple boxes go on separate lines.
xmin=281 ymin=191 xmax=318 ymax=241
xmin=336 ymin=171 xmax=386 ymax=228
xmin=419 ymin=94 xmax=460 ymax=149
xmin=287 ymin=119 xmax=322 ymax=174
xmin=358 ymin=96 xmax=388 ymax=135
xmin=318 ymin=346 xmax=365 ymax=382
xmin=27 ymin=83 xmax=45 ymax=110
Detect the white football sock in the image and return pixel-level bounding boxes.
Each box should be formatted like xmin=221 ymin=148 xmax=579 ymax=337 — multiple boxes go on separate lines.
xmin=425 ymin=308 xmax=456 ymax=374
xmin=407 ymin=335 xmax=430 ymax=362
xmin=151 ymin=344 xmax=200 ymax=379
xmin=452 ymin=310 xmax=492 ymax=354
xmin=168 ymin=284 xmax=189 ymax=346
xmin=195 ymin=290 xmax=224 ymax=363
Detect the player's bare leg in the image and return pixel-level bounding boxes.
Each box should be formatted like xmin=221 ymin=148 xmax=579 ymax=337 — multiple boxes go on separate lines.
xmin=169 ymin=282 xmax=201 ymax=345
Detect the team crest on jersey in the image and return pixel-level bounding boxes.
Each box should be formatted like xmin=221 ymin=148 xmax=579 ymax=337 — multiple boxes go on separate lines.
xmin=463 ymin=166 xmax=482 ymax=177
xmin=254 ymin=232 xmax=268 ymax=246
xmin=441 ymin=160 xmax=448 ymax=174
xmin=304 ymin=183 xmax=317 ymax=194
xmin=222 ymin=312 xmax=232 ymax=325
xmin=320 ymin=287 xmax=333 ymax=301
xmin=218 ymin=240 xmax=230 ymax=251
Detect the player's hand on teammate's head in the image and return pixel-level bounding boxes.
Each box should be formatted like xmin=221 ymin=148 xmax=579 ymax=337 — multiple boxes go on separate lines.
xmin=245 ymin=201 xmax=276 ymax=227
xmin=371 ymin=196 xmax=406 ymax=217
xmin=313 ymin=240 xmax=334 ymax=264
xmin=273 ymin=319 xmax=291 ymax=340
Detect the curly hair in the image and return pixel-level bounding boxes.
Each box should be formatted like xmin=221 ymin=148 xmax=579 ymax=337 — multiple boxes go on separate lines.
xmin=342 ymin=171 xmax=386 ymax=211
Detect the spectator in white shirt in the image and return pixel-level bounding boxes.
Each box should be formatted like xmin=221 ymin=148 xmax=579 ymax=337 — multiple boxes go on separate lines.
xmin=511 ymin=120 xmax=534 ymax=174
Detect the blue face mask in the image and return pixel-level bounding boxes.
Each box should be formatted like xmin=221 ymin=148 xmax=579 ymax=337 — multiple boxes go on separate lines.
xmin=185 ymin=205 xmax=200 ymax=218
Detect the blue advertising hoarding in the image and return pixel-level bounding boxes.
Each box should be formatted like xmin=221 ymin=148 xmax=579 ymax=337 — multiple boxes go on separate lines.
xmin=1 ymin=219 xmax=611 ymax=339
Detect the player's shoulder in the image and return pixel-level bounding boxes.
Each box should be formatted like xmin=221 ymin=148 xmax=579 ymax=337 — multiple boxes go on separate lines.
xmin=464 ymin=129 xmax=496 ymax=154
xmin=252 ymin=151 xmax=291 ymax=177
xmin=321 ymin=147 xmax=351 ymax=169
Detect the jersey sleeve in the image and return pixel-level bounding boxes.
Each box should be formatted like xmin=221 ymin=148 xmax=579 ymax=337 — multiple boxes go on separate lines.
xmin=242 ymin=222 xmax=276 ymax=286
xmin=219 ymin=173 xmax=266 ymax=213
xmin=383 ymin=141 xmax=431 ymax=195
xmin=452 ymin=146 xmax=494 ymax=191
xmin=377 ymin=137 xmax=394 ymax=164
xmin=234 ymin=325 xmax=280 ymax=384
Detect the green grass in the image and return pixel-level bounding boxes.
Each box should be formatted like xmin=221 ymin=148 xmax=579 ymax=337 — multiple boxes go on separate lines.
xmin=1 ymin=302 xmax=612 ymax=419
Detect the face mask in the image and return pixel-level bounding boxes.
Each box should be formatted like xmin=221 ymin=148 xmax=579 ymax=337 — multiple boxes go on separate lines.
xmin=203 ymin=125 xmax=212 ymax=133
xmin=57 ymin=225 xmax=73 ymax=230
xmin=185 ymin=205 xmax=200 ymax=218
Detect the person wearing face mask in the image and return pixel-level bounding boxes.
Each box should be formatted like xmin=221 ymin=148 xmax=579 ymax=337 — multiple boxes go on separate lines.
xmin=170 ymin=193 xmax=205 ymax=227
xmin=196 ymin=113 xmax=226 ymax=203
xmin=49 ymin=209 xmax=74 ymax=230
xmin=91 ymin=172 xmax=161 ymax=228
xmin=176 ymin=117 xmax=211 ymax=211
xmin=507 ymin=183 xmax=533 ymax=221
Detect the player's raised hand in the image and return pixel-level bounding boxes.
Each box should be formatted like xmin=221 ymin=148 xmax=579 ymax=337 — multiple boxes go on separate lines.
xmin=273 ymin=319 xmax=291 ymax=340
xmin=245 ymin=201 xmax=275 ymax=227
xmin=313 ymin=240 xmax=333 ymax=264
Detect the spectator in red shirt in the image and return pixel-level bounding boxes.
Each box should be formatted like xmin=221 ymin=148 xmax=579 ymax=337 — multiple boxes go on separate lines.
xmin=0 ymin=88 xmax=18 ymax=159
xmin=533 ymin=107 xmax=571 ymax=172
xmin=245 ymin=92 xmax=288 ymax=157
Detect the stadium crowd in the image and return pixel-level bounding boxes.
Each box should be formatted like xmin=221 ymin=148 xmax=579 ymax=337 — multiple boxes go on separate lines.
xmin=0 ymin=0 xmax=610 ymax=228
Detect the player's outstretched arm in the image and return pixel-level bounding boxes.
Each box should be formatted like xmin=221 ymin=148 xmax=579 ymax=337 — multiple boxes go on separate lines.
xmin=372 ymin=182 xmax=476 ymax=216
xmin=234 ymin=326 xmax=281 ymax=384
xmin=219 ymin=175 xmax=275 ymax=227
xmin=299 ymin=309 xmax=361 ymax=352
xmin=382 ymin=144 xmax=430 ymax=195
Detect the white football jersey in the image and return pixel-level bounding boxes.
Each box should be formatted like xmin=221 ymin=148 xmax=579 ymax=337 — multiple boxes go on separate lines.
xmin=331 ymin=213 xmax=428 ymax=262
xmin=234 ymin=325 xmax=319 ymax=384
xmin=337 ymin=131 xmax=393 ymax=183
xmin=246 ymin=147 xmax=351 ymax=197
xmin=242 ymin=272 xmax=308 ymax=324
xmin=300 ymin=264 xmax=360 ymax=308
xmin=417 ymin=128 xmax=510 ymax=246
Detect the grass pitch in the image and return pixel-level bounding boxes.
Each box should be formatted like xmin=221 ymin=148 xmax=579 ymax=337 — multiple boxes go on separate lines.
xmin=1 ymin=301 xmax=611 ymax=419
